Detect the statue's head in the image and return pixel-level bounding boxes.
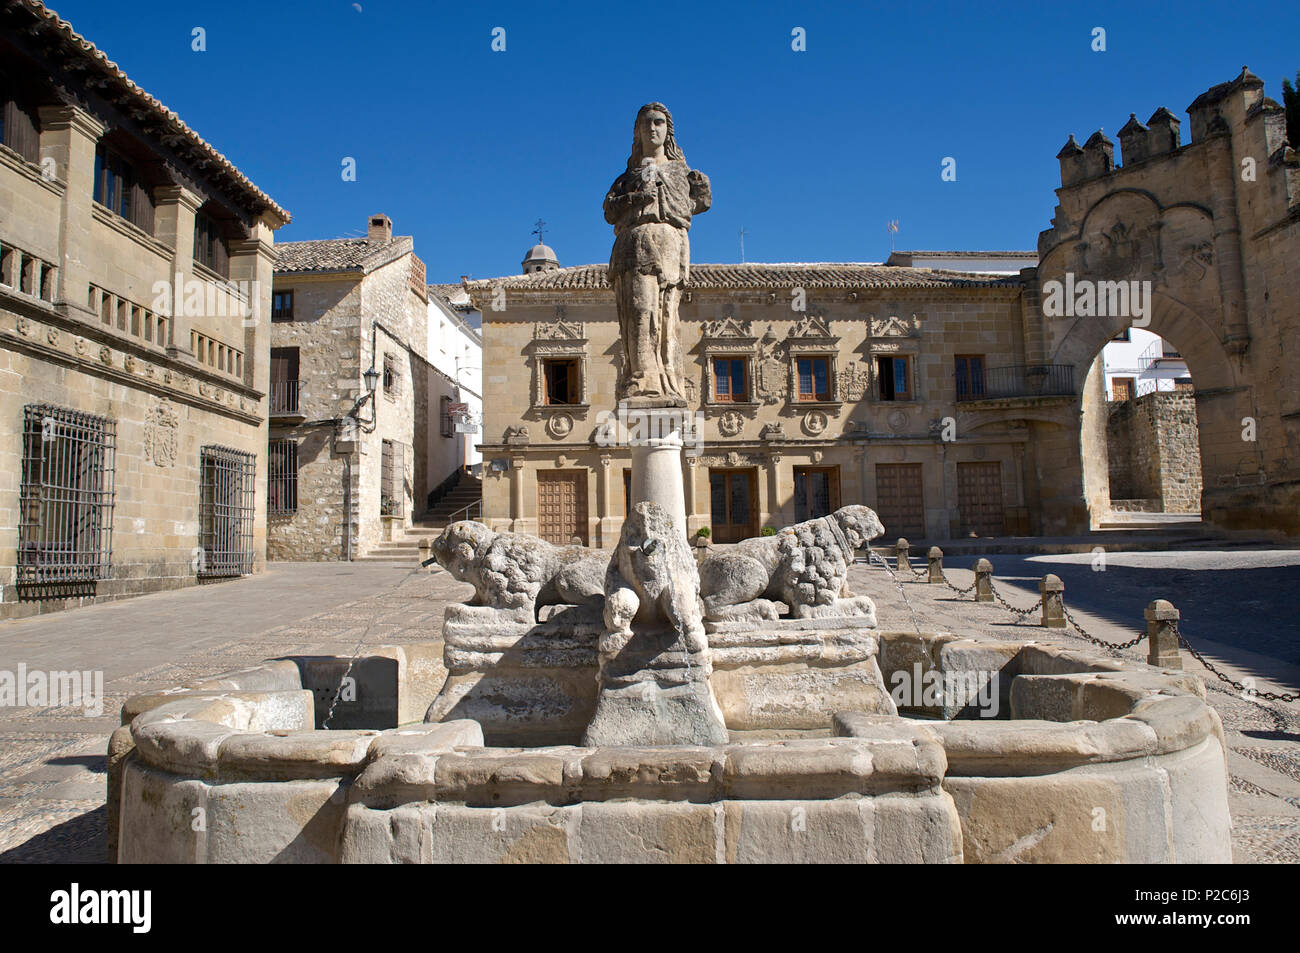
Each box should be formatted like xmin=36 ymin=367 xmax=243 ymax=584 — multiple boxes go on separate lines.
xmin=433 ymin=521 xmax=495 ymax=580
xmin=628 ymin=102 xmax=683 ymax=169
xmin=833 ymin=505 xmax=885 ymax=550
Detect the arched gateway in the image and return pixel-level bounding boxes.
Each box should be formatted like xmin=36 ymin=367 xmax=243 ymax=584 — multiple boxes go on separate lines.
xmin=1024 ymin=68 xmax=1300 ymax=535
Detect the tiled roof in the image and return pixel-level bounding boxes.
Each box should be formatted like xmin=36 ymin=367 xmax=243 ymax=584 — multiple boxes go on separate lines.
xmin=464 ymin=262 xmax=1023 ymax=292
xmin=888 ymin=250 xmax=1038 ymax=259
xmin=428 ymin=283 xmax=475 ymax=310
xmin=7 ymin=1 xmax=288 ymax=223
xmin=274 ymin=237 xmax=411 ymax=274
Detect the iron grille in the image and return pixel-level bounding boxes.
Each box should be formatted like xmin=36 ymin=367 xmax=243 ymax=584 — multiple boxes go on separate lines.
xmin=198 ymin=445 xmax=255 ymax=577
xmin=18 ymin=405 xmax=117 ymax=584
xmin=268 ymin=438 xmax=299 ymax=516
xmin=955 ymin=364 xmax=1075 ymax=401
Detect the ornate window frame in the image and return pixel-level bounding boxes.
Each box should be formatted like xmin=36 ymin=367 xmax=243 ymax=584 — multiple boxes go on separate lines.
xmin=785 ymin=313 xmax=841 ymax=410
xmin=529 ymin=311 xmax=590 ymax=413
xmin=699 ymin=315 xmax=760 ymax=415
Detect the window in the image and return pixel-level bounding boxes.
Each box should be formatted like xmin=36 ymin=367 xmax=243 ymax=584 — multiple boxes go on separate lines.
xmin=93 ymin=143 xmax=154 ymax=234
xmin=271 ymin=290 xmax=294 ymax=321
xmin=382 ymin=353 xmax=401 ymax=399
xmin=1111 ymin=329 xmax=1131 ymax=342
xmin=268 ymin=439 xmax=299 ymax=516
xmin=794 ymin=466 xmax=840 ymax=523
xmin=955 ymin=355 xmax=986 ymax=400
xmin=876 ymin=356 xmax=912 ymax=401
xmin=797 ymin=357 xmax=831 ymax=401
xmin=381 ymin=439 xmax=405 ymax=516
xmin=269 ymin=347 xmax=300 ymax=415
xmin=440 ymin=395 xmax=454 ymax=438
xmin=713 ymin=357 xmax=748 ymax=401
xmin=193 ymin=210 xmax=229 ymax=277
xmin=0 ymin=91 xmax=39 ymax=164
xmin=543 ymin=358 xmax=580 ymax=405
xmin=198 ymin=446 xmax=255 ymax=577
xmin=18 ymin=405 xmax=116 ymax=585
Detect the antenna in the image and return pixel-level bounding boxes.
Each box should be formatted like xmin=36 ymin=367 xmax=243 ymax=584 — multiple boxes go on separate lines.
xmin=532 ymin=218 xmax=547 ymax=245
xmin=886 ymin=219 xmax=900 ymax=253
xmin=739 ymin=226 xmax=747 ymax=264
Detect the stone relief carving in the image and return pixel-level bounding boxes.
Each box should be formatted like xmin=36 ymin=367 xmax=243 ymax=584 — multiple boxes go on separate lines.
xmin=504 ymin=425 xmax=530 ymax=445
xmin=789 ymin=313 xmax=834 ymax=340
xmin=701 ymin=315 xmax=752 ymax=339
xmin=1087 ymin=220 xmax=1148 ymax=280
xmin=802 ymin=410 xmax=829 ymax=435
xmin=46 ymin=327 xmax=58 ymax=346
xmin=869 ymin=314 xmax=921 ymax=338
xmin=756 ymin=327 xmax=787 ymax=405
xmin=839 ymin=361 xmax=870 ymax=401
xmin=717 ymin=410 xmax=744 ymax=437
xmin=16 ymin=317 xmax=31 ymax=336
xmin=99 ymin=346 xmax=112 ymax=365
xmin=535 ymin=317 xmax=585 ymax=341
xmin=887 ymin=410 xmax=909 ymax=433
xmin=546 ymin=413 xmax=575 ymax=439
xmin=142 ymin=400 xmax=179 ymax=468
xmin=759 ymin=421 xmax=785 ymax=440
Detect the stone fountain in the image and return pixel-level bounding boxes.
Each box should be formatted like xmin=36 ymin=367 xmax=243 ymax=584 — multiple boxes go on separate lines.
xmin=107 ymin=103 xmax=1233 ymax=864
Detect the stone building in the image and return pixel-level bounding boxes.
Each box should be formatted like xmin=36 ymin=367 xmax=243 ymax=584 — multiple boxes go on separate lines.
xmin=0 ymin=2 xmax=288 ymax=618
xmin=427 ymin=283 xmax=483 ymax=477
xmin=268 ymin=215 xmax=452 ymax=560
xmin=472 ymin=69 xmax=1300 ymax=543
xmin=469 ymin=260 xmax=1050 ymax=546
xmin=1107 ymin=391 xmax=1203 ymax=513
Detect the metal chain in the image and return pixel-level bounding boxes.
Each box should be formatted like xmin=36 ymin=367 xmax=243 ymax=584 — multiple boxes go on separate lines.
xmin=1175 ymin=622 xmax=1300 ymax=703
xmin=940 ymin=573 xmax=977 ymax=595
xmin=987 ymin=580 xmax=1043 ymax=619
xmin=1060 ymin=604 xmax=1147 ymax=652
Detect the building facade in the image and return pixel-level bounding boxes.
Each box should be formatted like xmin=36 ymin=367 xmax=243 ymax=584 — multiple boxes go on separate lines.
xmin=470 ymin=261 xmax=1056 ymax=547
xmin=268 ymin=215 xmax=434 ymax=560
xmin=427 ymin=284 xmax=483 ymax=478
xmin=0 ymin=2 xmax=287 ymax=618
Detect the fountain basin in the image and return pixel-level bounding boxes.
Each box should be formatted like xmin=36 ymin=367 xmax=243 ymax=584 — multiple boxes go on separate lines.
xmin=109 ymin=631 xmax=1231 ymax=863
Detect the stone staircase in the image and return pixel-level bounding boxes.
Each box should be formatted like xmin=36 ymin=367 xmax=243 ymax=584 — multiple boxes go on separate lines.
xmin=355 ymin=471 xmax=482 ymax=565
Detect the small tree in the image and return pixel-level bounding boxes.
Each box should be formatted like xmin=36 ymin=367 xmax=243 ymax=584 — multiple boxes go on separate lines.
xmin=1284 ymin=71 xmax=1300 ymax=148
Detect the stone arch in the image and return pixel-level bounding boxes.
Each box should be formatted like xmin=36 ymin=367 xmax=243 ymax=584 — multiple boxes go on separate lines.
xmin=1049 ymin=292 xmax=1256 ymax=529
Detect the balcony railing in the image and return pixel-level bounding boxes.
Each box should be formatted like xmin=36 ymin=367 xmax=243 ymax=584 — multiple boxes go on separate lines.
xmin=955 ymin=364 xmax=1075 ymax=402
xmin=269 ymin=380 xmax=302 ymax=416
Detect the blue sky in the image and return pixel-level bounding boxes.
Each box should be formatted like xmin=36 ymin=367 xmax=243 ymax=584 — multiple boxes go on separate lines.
xmin=49 ymin=0 xmax=1300 ymax=282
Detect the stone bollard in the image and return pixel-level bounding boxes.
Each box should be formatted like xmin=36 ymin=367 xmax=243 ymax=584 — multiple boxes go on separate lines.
xmin=418 ymin=537 xmax=431 ymax=568
xmin=1145 ymin=599 xmax=1182 ymax=669
xmin=895 ymin=538 xmax=910 ymax=574
xmin=928 ymin=546 xmax=944 ymax=584
xmin=1038 ymin=574 xmax=1066 ymax=628
xmin=973 ymin=558 xmax=994 ymax=602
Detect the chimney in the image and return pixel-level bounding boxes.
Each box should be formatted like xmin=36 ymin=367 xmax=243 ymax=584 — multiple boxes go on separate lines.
xmin=367 ymin=214 xmax=392 ymax=243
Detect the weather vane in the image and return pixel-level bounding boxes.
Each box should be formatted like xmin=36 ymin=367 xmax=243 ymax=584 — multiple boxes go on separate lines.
xmin=532 ymin=218 xmax=547 ymax=245
xmin=886 ymin=219 xmax=900 ymax=253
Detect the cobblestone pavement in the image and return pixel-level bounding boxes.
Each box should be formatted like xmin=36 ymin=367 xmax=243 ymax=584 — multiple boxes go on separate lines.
xmin=1 ymin=548 xmax=1297 ymax=863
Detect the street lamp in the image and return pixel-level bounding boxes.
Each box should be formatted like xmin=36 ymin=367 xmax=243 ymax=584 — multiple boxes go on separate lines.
xmin=363 ymin=365 xmax=381 ymax=395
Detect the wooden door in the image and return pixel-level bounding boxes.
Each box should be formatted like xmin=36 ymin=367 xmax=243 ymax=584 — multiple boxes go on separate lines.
xmin=874 ymin=463 xmax=925 ymax=539
xmin=794 ymin=466 xmax=840 ymax=522
xmin=709 ymin=469 xmax=757 ymax=543
xmin=957 ymin=461 xmax=1005 ymax=537
xmin=537 ymin=470 xmax=588 ymax=545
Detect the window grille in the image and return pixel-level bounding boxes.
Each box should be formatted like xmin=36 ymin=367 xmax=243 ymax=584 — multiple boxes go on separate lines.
xmin=18 ymin=405 xmax=117 ymax=584
xmin=198 ymin=445 xmax=255 ymax=577
xmin=268 ymin=438 xmax=299 ymax=516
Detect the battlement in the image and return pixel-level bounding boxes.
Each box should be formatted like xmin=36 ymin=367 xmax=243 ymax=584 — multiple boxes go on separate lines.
xmin=1055 ymin=67 xmax=1296 ymax=189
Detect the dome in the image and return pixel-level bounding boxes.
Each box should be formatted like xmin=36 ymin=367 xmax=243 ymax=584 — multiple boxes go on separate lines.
xmin=521 ymin=242 xmax=560 ymax=274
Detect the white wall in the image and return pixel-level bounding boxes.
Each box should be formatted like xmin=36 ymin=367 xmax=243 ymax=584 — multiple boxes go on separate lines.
xmin=426 ymin=293 xmax=483 ymax=473
xmin=1101 ymin=328 xmax=1190 ymax=398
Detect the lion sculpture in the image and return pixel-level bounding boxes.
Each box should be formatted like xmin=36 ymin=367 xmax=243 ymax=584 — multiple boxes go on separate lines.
xmin=430 ymin=521 xmax=608 ymax=624
xmin=697 ymin=504 xmax=884 ymax=622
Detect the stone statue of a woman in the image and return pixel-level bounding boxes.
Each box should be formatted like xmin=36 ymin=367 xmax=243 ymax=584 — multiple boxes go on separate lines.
xmin=604 ymin=103 xmax=711 ymax=406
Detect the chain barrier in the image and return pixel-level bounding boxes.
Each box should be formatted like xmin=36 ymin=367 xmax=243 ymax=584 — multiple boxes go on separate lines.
xmin=1175 ymin=622 xmax=1300 ymax=703
xmin=875 ymin=556 xmax=1298 ymax=704
xmin=987 ymin=580 xmax=1043 ymax=619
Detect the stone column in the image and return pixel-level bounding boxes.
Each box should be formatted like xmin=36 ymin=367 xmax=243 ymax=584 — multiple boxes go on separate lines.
xmin=895 ymin=538 xmax=910 ymax=574
xmin=152 ymin=184 xmax=204 ymax=360
xmin=1145 ymin=599 xmax=1182 ymax=669
xmin=1039 ymin=574 xmax=1066 ymax=628
xmin=766 ymin=451 xmax=783 ymax=528
xmin=628 ymin=406 xmax=687 ymax=540
xmin=509 ymin=455 xmax=526 ymax=532
xmin=597 ymin=453 xmax=618 ymax=547
xmin=36 ymin=105 xmax=103 ymax=317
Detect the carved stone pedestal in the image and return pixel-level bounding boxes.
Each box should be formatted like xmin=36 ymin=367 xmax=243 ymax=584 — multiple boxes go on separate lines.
xmin=584 ymin=624 xmax=728 ymax=747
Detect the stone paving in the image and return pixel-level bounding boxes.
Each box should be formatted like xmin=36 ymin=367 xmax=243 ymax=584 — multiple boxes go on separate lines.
xmin=0 ymin=548 xmax=1297 ymax=863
